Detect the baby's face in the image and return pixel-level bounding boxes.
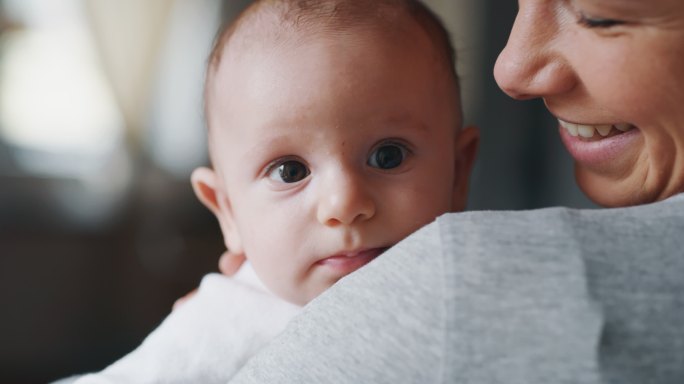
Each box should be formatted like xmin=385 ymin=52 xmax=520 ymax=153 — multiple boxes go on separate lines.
xmin=205 ymin=27 xmax=477 ymax=305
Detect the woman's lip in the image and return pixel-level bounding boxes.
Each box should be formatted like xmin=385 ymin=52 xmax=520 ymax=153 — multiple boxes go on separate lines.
xmin=558 ymin=123 xmax=641 ymax=167
xmin=316 ymin=247 xmax=387 ymax=274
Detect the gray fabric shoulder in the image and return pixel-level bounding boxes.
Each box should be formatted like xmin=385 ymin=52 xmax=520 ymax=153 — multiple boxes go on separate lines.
xmin=230 ymin=220 xmax=447 ymax=383
xmin=437 ymin=208 xmax=605 ymax=383
xmin=438 ymin=197 xmax=684 ymax=383
xmin=232 ymin=196 xmax=684 ymax=383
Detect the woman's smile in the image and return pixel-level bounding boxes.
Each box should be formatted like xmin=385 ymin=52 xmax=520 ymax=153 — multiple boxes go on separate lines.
xmin=558 ymin=120 xmax=641 ymax=168
xmin=558 ymin=119 xmax=635 ymax=140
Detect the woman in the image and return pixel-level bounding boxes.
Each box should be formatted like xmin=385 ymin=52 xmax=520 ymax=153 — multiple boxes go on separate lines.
xmin=495 ymin=0 xmax=684 ymax=209
xmin=225 ymin=0 xmax=684 ymax=383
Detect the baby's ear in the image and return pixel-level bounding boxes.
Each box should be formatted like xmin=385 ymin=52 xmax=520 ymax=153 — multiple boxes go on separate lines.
xmin=451 ymin=125 xmax=480 ymax=211
xmin=191 ymin=167 xmax=244 ymax=255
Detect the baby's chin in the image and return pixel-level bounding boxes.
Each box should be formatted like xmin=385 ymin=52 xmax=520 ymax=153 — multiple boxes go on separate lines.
xmin=255 ymin=277 xmax=318 ymax=306
xmin=274 ymin=284 xmax=329 ymax=307
xmin=269 ymin=249 xmax=389 ymax=305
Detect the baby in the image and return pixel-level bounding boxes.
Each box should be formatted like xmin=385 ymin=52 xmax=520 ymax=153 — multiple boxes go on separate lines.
xmin=63 ymin=0 xmax=478 ymax=382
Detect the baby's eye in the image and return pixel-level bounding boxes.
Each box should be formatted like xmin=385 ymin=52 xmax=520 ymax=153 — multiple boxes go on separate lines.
xmin=368 ymin=144 xmax=407 ymax=170
xmin=267 ymin=160 xmax=310 ymax=183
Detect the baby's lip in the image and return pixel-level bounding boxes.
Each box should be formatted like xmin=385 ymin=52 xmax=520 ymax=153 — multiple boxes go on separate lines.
xmin=328 ymin=247 xmax=388 ymax=259
xmin=316 ymin=247 xmax=389 ymax=273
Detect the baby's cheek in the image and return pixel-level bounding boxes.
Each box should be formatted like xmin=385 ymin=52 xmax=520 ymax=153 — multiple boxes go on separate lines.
xmin=414 ymin=190 xmax=453 ymax=219
xmin=253 ymin=261 xmax=309 ymax=305
xmin=246 ymin=253 xmax=285 ymax=288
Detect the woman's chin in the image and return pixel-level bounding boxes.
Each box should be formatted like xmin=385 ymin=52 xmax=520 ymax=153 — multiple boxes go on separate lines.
xmin=574 ymin=167 xmax=658 ymax=208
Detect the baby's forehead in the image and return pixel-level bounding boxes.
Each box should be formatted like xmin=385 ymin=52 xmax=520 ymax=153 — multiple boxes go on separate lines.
xmin=209 ymin=25 xmax=450 ymax=119
xmin=222 ymin=11 xmax=412 ymax=59
xmin=205 ymin=0 xmax=460 ymax=135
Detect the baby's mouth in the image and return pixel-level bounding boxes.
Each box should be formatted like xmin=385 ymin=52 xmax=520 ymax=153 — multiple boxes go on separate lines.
xmin=558 ymin=119 xmax=636 ymax=142
xmin=315 ymin=247 xmax=388 ymax=274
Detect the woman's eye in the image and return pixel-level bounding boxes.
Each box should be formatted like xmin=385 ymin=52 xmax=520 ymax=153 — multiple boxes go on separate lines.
xmin=368 ymin=144 xmax=407 ymax=170
xmin=267 ymin=160 xmax=310 ymax=183
xmin=577 ymin=12 xmax=624 ymax=28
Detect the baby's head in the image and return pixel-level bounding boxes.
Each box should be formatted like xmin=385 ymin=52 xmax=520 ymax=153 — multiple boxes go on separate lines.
xmin=192 ymin=0 xmax=479 ymax=305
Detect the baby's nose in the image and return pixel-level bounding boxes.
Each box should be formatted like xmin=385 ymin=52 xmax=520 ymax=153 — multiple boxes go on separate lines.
xmin=316 ymin=172 xmax=376 ymax=227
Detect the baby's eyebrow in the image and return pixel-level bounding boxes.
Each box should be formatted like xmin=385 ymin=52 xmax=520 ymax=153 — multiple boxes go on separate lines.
xmin=244 ymin=134 xmax=293 ymax=158
xmin=382 ymin=115 xmax=430 ymax=135
xmin=242 ymin=131 xmax=313 ymax=164
xmin=242 ymin=116 xmax=430 ymax=158
xmin=251 ymin=134 xmax=292 ymax=148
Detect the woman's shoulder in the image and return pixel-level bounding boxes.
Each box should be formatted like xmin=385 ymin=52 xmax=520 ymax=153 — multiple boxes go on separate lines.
xmin=425 ymin=197 xmax=684 ymax=381
xmin=437 ymin=193 xmax=684 ymax=241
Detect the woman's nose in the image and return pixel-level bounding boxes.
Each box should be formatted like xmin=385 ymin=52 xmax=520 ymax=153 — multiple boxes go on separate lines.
xmin=316 ymin=171 xmax=376 ymax=227
xmin=493 ymin=3 xmax=576 ymax=99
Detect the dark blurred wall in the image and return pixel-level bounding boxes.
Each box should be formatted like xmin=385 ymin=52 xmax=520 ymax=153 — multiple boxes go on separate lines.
xmin=0 ymin=168 xmax=225 ymax=384
xmin=0 ymin=1 xmax=230 ymax=382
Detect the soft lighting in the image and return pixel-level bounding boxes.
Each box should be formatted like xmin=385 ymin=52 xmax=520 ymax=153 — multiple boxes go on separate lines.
xmin=0 ymin=0 xmax=130 ymax=226
xmin=0 ymin=0 xmax=124 ymax=177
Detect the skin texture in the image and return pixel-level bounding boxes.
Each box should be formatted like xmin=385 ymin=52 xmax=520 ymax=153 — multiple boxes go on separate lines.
xmin=494 ymin=0 xmax=684 ymax=207
xmin=192 ymin=23 xmax=479 ymax=305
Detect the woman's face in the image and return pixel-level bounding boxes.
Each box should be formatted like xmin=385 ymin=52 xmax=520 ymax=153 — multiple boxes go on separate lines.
xmin=494 ymin=0 xmax=684 ymax=207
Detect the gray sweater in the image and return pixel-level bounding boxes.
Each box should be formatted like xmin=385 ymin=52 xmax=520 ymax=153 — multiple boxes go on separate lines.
xmin=231 ymin=194 xmax=684 ymax=383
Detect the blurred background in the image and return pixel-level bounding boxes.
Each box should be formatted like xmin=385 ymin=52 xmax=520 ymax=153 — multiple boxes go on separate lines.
xmin=0 ymin=0 xmax=595 ymax=382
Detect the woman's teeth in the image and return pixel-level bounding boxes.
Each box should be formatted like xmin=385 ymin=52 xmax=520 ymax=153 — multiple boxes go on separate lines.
xmin=558 ymin=119 xmax=634 ymax=138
